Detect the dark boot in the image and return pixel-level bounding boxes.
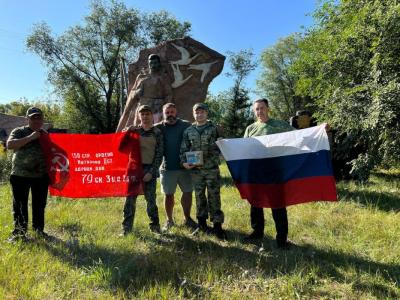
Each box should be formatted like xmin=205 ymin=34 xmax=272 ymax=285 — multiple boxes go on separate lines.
xmin=149 ymin=223 xmax=161 ymax=233
xmin=193 ymin=217 xmax=211 ymax=234
xmin=213 ymin=222 xmax=227 ymax=240
xmin=149 ymin=216 xmax=161 ymax=233
xmin=272 ymin=208 xmax=288 ymax=248
xmin=243 ymin=230 xmax=264 ymax=243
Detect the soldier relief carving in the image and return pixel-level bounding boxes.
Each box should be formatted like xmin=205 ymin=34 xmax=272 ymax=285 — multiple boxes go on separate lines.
xmin=117 ymin=37 xmax=225 ymax=131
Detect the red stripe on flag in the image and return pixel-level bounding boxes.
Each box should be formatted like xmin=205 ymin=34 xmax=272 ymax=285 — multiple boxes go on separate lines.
xmin=236 ymin=176 xmax=337 ymax=208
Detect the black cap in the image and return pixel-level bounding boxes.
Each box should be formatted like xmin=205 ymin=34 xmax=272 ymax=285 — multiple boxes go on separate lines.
xmin=26 ymin=107 xmax=43 ymax=117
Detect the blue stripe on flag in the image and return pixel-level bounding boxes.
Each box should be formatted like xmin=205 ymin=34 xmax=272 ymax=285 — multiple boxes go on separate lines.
xmin=226 ymin=150 xmax=333 ymax=184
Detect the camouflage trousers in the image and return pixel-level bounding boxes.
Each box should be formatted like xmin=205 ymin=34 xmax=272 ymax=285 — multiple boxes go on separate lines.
xmin=191 ymin=168 xmax=224 ymax=224
xmin=122 ymin=175 xmax=159 ymax=233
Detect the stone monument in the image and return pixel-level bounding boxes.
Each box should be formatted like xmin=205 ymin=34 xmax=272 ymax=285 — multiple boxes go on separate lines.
xmin=117 ymin=37 xmax=225 ymax=130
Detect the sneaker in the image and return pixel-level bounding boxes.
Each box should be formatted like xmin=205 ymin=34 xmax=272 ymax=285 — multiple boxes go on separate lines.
xmin=162 ymin=220 xmax=175 ymax=232
xmin=184 ymin=218 xmax=197 ymax=229
xmin=7 ymin=233 xmax=27 ymax=244
xmin=118 ymin=231 xmax=129 ymax=237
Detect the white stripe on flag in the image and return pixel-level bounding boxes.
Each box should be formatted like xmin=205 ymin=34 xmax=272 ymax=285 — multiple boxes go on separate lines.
xmin=216 ymin=124 xmax=330 ymax=161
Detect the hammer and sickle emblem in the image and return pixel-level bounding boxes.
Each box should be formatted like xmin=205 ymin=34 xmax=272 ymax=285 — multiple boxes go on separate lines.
xmin=50 ymin=152 xmax=70 ymax=172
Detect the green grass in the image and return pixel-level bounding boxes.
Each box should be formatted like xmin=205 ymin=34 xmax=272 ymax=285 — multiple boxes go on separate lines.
xmin=0 ymin=164 xmax=399 ymax=299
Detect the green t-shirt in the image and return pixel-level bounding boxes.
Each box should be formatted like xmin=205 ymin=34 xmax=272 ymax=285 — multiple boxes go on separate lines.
xmin=156 ymin=119 xmax=191 ymax=170
xmin=244 ymin=119 xmax=295 ymax=137
xmin=9 ymin=126 xmax=47 ymax=178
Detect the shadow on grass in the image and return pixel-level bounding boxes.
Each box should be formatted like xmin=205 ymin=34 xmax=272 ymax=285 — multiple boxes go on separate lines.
xmin=338 ymin=187 xmax=400 ymax=212
xmin=37 ymin=224 xmax=400 ymax=299
xmin=373 ymin=170 xmax=400 ymax=181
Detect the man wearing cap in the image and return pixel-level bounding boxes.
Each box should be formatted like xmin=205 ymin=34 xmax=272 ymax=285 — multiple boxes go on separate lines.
xmin=6 ymin=107 xmax=50 ymax=242
xmin=155 ymin=103 xmax=196 ymax=231
xmin=119 ymin=104 xmax=164 ymax=234
xmin=243 ymin=98 xmax=295 ymax=249
xmin=290 ymin=110 xmax=317 ymax=129
xmin=180 ymin=103 xmax=226 ymax=239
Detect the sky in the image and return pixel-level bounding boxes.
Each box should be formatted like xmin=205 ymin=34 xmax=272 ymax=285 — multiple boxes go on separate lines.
xmin=0 ymin=0 xmax=318 ymax=104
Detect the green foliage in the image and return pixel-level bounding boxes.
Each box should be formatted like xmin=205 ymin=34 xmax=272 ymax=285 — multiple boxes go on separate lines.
xmin=26 ymin=0 xmax=191 ymax=133
xmin=143 ymin=10 xmax=191 ymax=46
xmin=257 ymin=34 xmax=313 ymax=121
xmin=0 ymin=145 xmax=11 ymax=182
xmin=0 ymin=99 xmax=30 ymax=116
xmin=0 ymin=99 xmax=62 ymax=125
xmin=204 ymin=92 xmax=229 ymax=125
xmin=220 ymin=50 xmax=256 ymax=138
xmin=293 ymin=0 xmax=400 ymax=180
xmin=0 ymin=165 xmax=399 ymax=298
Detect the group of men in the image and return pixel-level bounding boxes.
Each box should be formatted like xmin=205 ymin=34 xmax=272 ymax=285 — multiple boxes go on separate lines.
xmin=119 ymin=102 xmax=227 ymax=240
xmin=7 ymin=98 xmax=295 ymax=249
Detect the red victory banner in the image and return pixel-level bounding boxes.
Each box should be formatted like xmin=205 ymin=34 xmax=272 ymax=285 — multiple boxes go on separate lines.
xmin=40 ymin=132 xmax=143 ymax=198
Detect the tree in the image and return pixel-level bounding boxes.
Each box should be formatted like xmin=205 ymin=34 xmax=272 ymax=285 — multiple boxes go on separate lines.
xmin=257 ymin=34 xmax=312 ymax=121
xmin=26 ymin=0 xmax=191 ymax=133
xmin=0 ymin=98 xmax=61 ymax=124
xmin=220 ymin=50 xmax=256 ymax=138
xmin=293 ymin=0 xmax=400 ymax=180
xmin=143 ymin=10 xmax=191 ymax=46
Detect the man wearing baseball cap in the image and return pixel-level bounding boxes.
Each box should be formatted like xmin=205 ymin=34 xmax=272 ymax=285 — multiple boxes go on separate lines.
xmin=120 ymin=105 xmax=164 ymax=234
xmin=180 ymin=103 xmax=227 ymax=239
xmin=6 ymin=107 xmax=50 ymax=242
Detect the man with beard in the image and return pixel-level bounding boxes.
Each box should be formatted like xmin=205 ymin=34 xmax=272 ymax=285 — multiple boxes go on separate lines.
xmin=155 ymin=103 xmax=197 ymax=231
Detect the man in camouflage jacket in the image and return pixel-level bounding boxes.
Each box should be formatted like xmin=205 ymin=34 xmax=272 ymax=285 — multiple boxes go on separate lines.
xmin=180 ymin=103 xmax=226 ymax=239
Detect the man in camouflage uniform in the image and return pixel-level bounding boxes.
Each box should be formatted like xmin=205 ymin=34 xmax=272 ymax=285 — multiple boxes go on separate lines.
xmin=120 ymin=105 xmax=164 ymax=234
xmin=243 ymin=99 xmax=295 ymax=249
xmin=6 ymin=107 xmax=50 ymax=242
xmin=180 ymin=103 xmax=226 ymax=239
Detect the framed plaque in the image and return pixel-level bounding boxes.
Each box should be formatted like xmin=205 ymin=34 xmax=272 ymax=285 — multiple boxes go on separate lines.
xmin=185 ymin=151 xmax=203 ymax=166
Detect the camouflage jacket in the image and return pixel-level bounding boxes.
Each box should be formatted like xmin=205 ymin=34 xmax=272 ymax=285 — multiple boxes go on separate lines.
xmin=180 ymin=121 xmax=221 ymax=170
xmin=8 ymin=126 xmax=47 ymax=178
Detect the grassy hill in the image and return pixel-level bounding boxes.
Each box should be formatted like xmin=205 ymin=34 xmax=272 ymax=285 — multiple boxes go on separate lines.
xmin=0 ymin=164 xmax=399 ymax=299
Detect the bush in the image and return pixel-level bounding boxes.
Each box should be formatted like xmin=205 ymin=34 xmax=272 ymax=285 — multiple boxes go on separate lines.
xmin=0 ymin=144 xmax=11 ymax=182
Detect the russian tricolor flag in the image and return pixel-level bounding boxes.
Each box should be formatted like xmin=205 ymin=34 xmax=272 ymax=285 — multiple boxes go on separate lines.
xmin=216 ymin=124 xmax=337 ymax=208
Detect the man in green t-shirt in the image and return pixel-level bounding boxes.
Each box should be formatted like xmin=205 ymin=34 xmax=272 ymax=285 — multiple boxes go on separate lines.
xmin=6 ymin=107 xmax=50 ymax=242
xmin=155 ymin=103 xmax=196 ymax=231
xmin=244 ymin=99 xmax=295 ymax=249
